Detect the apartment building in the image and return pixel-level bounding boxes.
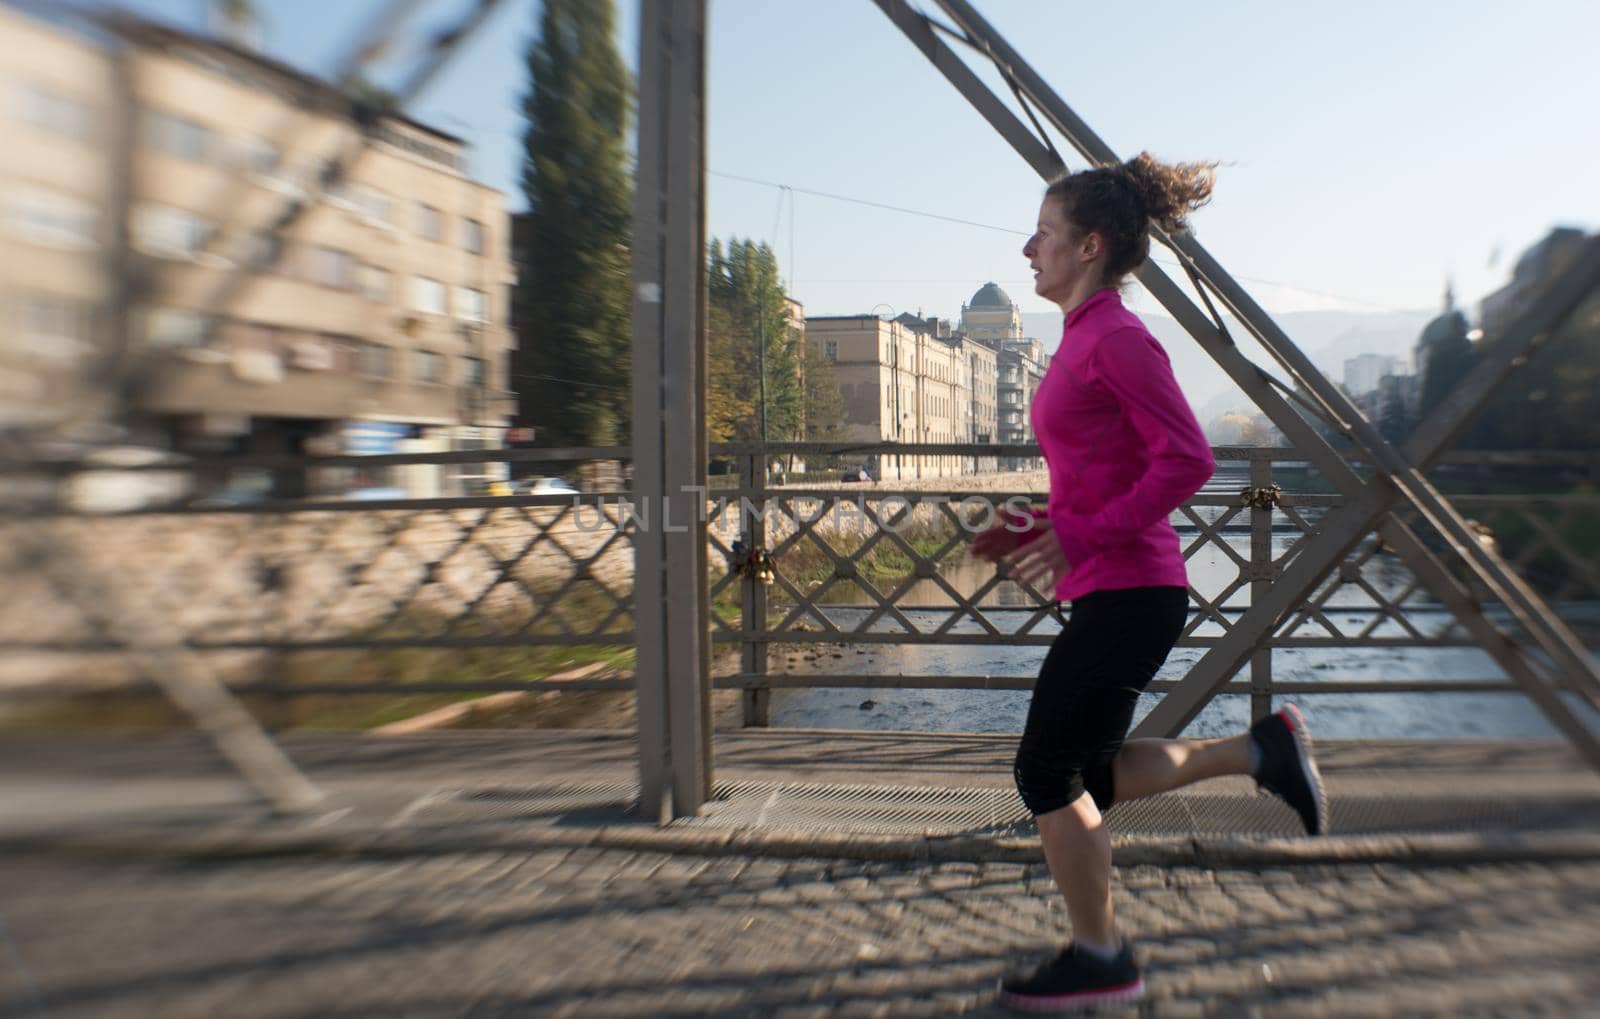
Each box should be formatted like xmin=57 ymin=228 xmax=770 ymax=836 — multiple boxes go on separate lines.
xmin=0 ymin=8 xmax=515 ymax=496
xmin=806 ymin=314 xmax=968 ymax=481
xmin=962 ymin=334 xmax=998 ymax=472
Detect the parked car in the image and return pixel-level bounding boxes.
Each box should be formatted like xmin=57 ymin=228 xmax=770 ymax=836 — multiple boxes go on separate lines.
xmin=513 ymin=476 xmax=579 ymax=497
xmin=840 ymin=466 xmax=873 ymax=483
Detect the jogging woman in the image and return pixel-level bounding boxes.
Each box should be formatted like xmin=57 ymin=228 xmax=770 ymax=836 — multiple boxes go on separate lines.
xmin=970 ymin=153 xmax=1327 ymax=1011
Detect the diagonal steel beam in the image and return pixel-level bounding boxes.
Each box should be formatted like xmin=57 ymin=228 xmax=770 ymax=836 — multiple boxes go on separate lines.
xmin=879 ymin=0 xmax=1600 ymax=760
xmin=926 ymin=0 xmax=1600 ymax=638
xmin=927 ymin=1 xmax=1600 ymax=721
xmin=10 ymin=530 xmax=324 ymax=813
xmin=57 ymin=0 xmax=499 ymax=811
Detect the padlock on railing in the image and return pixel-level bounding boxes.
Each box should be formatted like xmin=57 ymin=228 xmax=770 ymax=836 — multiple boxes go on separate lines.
xmin=729 ymin=540 xmax=775 ymax=584
xmin=1238 ymin=484 xmax=1282 ymax=511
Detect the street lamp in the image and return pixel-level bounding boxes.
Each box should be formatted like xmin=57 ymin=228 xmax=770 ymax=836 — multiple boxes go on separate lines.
xmin=872 ymin=304 xmax=899 ymax=482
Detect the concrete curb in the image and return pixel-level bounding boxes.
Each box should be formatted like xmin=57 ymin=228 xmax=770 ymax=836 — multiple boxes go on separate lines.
xmin=4 ymin=820 xmax=1597 ymax=868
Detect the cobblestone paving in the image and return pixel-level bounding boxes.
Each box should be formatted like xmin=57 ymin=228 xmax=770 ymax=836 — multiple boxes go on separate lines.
xmin=1 ymin=850 xmax=1596 ymax=1018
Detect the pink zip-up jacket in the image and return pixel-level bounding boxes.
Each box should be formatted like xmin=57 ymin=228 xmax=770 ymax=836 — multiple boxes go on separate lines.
xmin=1029 ymin=287 xmax=1214 ymax=603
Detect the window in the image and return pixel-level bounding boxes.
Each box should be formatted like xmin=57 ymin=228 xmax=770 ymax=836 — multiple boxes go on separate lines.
xmin=360 ymin=264 xmax=391 ymax=303
xmin=355 ymin=186 xmax=392 ymax=225
xmin=462 ymin=217 xmax=485 ymax=254
xmin=144 ymin=110 xmax=210 ymax=161
xmin=5 ymin=189 xmax=98 ymax=250
xmin=410 ymin=276 xmax=446 ymax=315
xmin=411 ymin=349 xmax=445 ymax=384
xmin=306 ymin=246 xmax=355 ymax=289
xmin=133 ymin=204 xmax=213 ymax=259
xmin=461 ymin=355 xmax=486 ymax=387
xmin=17 ymin=84 xmax=92 ymax=140
xmin=145 ymin=308 xmax=209 ymax=347
xmin=824 ymin=339 xmax=838 ymax=361
xmin=455 ymin=286 xmax=487 ymax=323
xmin=375 ymin=124 xmax=462 ymax=171
xmin=415 ymin=203 xmax=443 ymax=242
xmin=13 ymin=296 xmax=94 ymax=360
xmin=335 ymin=183 xmax=391 ymax=225
xmin=232 ymin=231 xmax=282 ymax=271
xmin=356 ymin=342 xmax=391 ymax=379
xmin=231 ymin=135 xmax=279 ymax=175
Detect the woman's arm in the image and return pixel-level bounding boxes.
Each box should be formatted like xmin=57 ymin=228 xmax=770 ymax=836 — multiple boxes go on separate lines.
xmin=1050 ymin=327 xmax=1214 ymax=567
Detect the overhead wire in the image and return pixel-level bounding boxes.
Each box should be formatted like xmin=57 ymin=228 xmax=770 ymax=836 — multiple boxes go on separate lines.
xmin=711 ymin=169 xmax=1418 ymax=313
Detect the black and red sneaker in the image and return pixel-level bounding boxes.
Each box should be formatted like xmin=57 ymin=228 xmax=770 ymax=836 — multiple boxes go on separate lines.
xmin=1250 ymin=703 xmax=1328 ymax=835
xmin=998 ymin=942 xmax=1144 ymax=1012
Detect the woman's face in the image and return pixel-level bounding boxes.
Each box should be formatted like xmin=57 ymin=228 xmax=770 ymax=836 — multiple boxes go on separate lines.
xmin=1023 ymin=196 xmax=1096 ymax=306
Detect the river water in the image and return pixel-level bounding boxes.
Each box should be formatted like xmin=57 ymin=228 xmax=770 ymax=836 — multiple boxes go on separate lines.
xmin=771 ymin=462 xmax=1600 ymax=740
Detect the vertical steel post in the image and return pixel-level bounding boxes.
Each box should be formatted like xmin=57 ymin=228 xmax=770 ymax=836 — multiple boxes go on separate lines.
xmin=631 ymin=0 xmax=671 ymax=820
xmin=741 ymin=450 xmax=771 ymax=727
xmin=631 ymin=0 xmax=711 ymax=821
xmin=1248 ymin=456 xmax=1274 ymax=724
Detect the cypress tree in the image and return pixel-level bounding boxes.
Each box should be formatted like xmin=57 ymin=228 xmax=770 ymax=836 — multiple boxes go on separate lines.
xmin=512 ymin=0 xmax=633 ymax=446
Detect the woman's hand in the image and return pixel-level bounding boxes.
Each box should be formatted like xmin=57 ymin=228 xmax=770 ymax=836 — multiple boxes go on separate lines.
xmin=969 ymin=508 xmax=1044 ymax=562
xmin=1002 ymin=528 xmax=1073 ymax=593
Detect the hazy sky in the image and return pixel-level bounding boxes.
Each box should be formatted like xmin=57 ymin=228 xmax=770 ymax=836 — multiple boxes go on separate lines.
xmin=88 ymin=1 xmax=1599 ymax=324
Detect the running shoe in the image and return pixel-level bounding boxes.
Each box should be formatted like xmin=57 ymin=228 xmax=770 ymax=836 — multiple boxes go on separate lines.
xmin=1250 ymin=703 xmax=1329 ymax=835
xmin=998 ymin=942 xmax=1144 ymax=1012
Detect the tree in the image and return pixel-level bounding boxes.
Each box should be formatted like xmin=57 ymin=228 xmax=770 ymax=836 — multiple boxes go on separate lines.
xmin=513 ymin=0 xmax=633 ymax=447
xmin=1375 ymin=380 xmax=1414 ymax=447
xmin=1417 ymin=309 xmax=1475 ymax=423
xmin=802 ymin=342 xmax=846 ymax=442
xmin=705 ymin=295 xmax=752 ymax=444
xmin=707 ymin=238 xmax=803 ymax=443
xmin=212 ymin=0 xmax=262 ymax=48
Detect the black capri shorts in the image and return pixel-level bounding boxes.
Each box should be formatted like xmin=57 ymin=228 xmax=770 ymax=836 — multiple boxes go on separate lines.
xmin=1014 ymin=585 xmax=1188 ymax=816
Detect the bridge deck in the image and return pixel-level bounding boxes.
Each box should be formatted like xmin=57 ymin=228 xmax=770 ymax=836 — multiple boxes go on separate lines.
xmin=3 ymin=731 xmax=1597 ymax=858
xmin=3 ymin=732 xmax=1598 ymax=1018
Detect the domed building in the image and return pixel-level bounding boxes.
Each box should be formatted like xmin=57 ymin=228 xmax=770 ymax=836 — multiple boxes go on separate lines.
xmin=958 ymin=282 xmax=1043 ymax=470
xmin=959 ymin=281 xmax=1023 ymax=344
xmin=1413 ymin=284 xmax=1471 ymax=386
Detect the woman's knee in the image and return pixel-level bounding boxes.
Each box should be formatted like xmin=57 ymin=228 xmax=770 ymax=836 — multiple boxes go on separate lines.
xmin=1013 ymin=741 xmax=1087 ymax=817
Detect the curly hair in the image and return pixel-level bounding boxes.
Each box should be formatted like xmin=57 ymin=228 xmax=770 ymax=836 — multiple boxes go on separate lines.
xmin=1044 ymin=151 xmax=1217 ymax=284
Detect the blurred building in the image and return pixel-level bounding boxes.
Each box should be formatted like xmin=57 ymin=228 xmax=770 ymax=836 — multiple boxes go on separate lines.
xmin=0 ymin=7 xmax=515 ymax=496
xmin=1479 ymin=227 xmax=1588 ymax=340
xmin=1343 ymin=353 xmax=1399 ymax=396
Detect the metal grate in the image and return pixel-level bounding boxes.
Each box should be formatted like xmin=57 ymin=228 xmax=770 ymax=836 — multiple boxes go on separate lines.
xmin=424 ymin=779 xmax=1600 ymax=838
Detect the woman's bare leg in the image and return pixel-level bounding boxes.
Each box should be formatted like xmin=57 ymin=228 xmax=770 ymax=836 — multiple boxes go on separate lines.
xmin=1035 ymin=795 xmax=1115 ymax=947
xmin=1111 ymin=734 xmax=1252 ymax=804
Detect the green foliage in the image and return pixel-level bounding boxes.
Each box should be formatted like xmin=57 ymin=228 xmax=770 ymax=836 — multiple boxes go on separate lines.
xmin=803 ymin=341 xmax=847 ymax=441
xmin=514 ymin=0 xmax=634 ymax=446
xmin=708 ymin=238 xmax=803 ymax=442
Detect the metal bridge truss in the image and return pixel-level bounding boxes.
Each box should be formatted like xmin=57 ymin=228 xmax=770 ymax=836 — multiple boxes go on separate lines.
xmin=634 ymin=0 xmax=1600 ymax=817
xmin=10 ymin=1 xmax=1597 ymax=819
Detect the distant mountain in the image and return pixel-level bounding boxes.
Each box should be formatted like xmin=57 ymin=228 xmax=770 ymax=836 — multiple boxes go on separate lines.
xmin=1020 ymin=307 xmax=1432 ymax=416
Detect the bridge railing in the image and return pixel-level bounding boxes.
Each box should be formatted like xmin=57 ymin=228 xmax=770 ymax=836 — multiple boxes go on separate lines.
xmin=1 ymin=442 xmax=1594 ymax=731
